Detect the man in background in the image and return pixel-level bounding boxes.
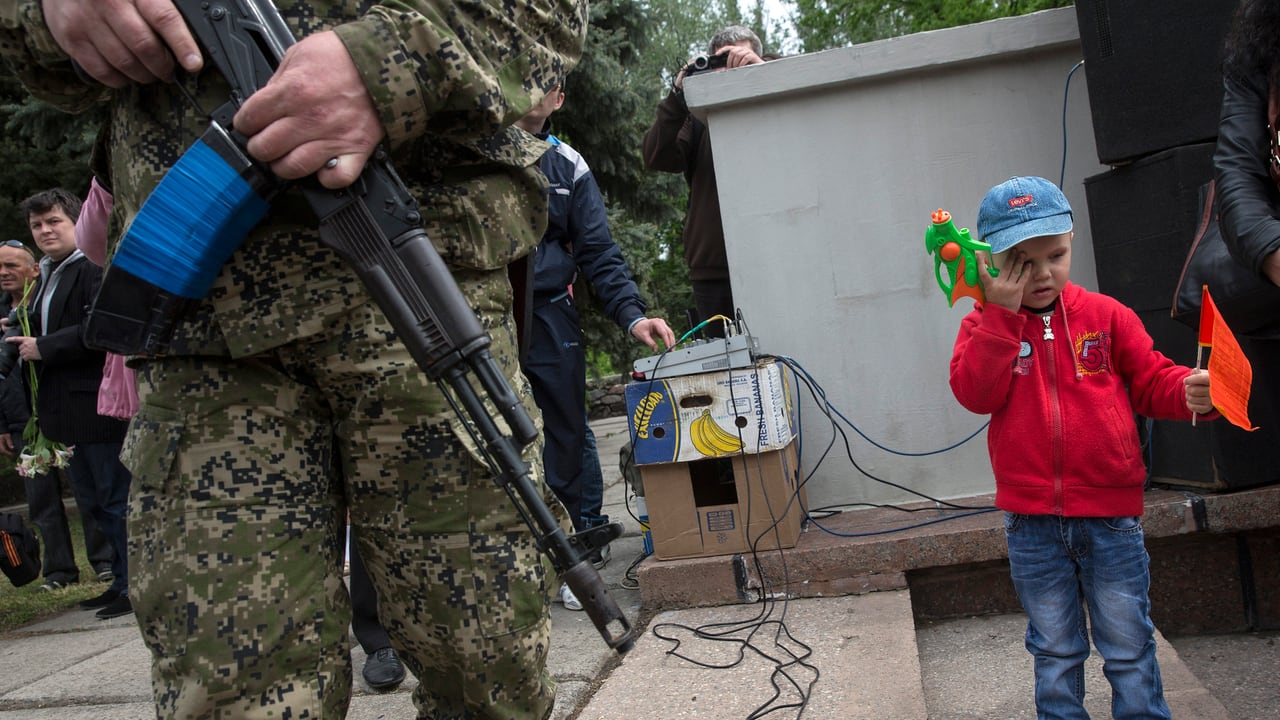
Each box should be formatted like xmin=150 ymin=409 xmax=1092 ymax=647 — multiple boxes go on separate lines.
xmin=515 ymin=84 xmax=675 ymax=610
xmin=9 ymin=189 xmax=132 ymax=619
xmin=0 ymin=238 xmax=112 ymax=591
xmin=642 ymin=25 xmax=767 ymax=336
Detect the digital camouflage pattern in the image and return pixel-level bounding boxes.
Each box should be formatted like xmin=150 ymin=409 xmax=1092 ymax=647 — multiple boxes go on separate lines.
xmin=0 ymin=0 xmax=587 ymax=718
xmin=124 ymin=300 xmax=562 ymax=718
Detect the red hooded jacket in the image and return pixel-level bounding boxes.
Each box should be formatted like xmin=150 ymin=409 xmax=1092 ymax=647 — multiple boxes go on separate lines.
xmin=950 ymin=282 xmax=1204 ymax=517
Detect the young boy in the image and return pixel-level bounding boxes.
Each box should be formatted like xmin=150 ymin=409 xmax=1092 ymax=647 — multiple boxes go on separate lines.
xmin=949 ymin=176 xmax=1214 ymax=719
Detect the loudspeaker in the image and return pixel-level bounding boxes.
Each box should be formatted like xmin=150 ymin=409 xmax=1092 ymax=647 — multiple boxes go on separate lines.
xmin=1074 ymin=0 xmax=1238 ymax=165
xmin=1085 ymin=142 xmax=1216 ymax=312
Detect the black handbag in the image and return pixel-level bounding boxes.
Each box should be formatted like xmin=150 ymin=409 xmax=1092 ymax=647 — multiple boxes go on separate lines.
xmin=0 ymin=512 xmax=40 ymax=588
xmin=1171 ymin=84 xmax=1280 ymax=338
xmin=1170 ymin=179 xmax=1280 ymax=337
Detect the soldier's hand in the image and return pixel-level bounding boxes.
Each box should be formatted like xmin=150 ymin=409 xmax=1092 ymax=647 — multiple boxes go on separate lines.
xmin=235 ymin=31 xmax=384 ymax=189
xmin=44 ymin=0 xmax=202 ymax=87
xmin=0 ymin=433 xmax=13 ymax=459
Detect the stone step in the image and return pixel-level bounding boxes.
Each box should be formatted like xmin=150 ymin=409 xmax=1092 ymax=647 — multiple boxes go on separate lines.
xmin=577 ymin=588 xmax=1231 ymax=720
xmin=577 ymin=590 xmax=927 ymax=719
xmin=916 ymin=613 xmax=1229 ymax=719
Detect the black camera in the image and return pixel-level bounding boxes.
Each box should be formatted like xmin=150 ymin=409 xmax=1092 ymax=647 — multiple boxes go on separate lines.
xmin=684 ymin=53 xmax=728 ymax=77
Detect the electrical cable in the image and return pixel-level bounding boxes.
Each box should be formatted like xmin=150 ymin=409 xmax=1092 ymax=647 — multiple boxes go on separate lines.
xmin=767 ymin=354 xmax=987 ymax=458
xmin=768 ymin=354 xmax=994 ymax=513
xmin=1059 ymin=60 xmax=1085 ymax=190
xmin=627 ymin=315 xmax=999 ymax=717
xmin=804 ymin=506 xmax=999 ymax=539
xmin=647 ymin=343 xmax=819 ymax=719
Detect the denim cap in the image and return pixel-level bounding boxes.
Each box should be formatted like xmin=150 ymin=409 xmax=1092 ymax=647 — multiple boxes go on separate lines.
xmin=976 ymin=176 xmax=1074 ymax=254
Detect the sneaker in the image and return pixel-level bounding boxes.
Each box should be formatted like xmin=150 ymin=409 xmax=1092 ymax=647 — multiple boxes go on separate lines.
xmin=95 ymin=594 xmax=133 ymax=620
xmin=557 ymin=582 xmax=583 ymax=612
xmin=362 ymin=647 xmax=406 ymax=691
xmin=590 ymin=543 xmax=611 ymax=570
xmin=79 ymin=588 xmax=121 ymax=610
xmin=96 ymin=569 xmax=114 ymax=583
xmin=38 ymin=579 xmax=76 ymax=592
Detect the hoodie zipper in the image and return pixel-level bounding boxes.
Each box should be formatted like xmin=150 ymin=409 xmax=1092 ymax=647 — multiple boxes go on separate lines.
xmin=1041 ymin=312 xmax=1065 ymax=514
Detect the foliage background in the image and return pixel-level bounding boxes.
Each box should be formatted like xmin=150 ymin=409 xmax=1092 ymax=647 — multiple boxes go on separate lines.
xmin=0 ymin=0 xmax=1069 ymax=379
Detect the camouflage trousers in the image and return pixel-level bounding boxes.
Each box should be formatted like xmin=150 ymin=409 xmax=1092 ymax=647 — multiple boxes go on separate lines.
xmin=121 ymin=299 xmax=558 ymax=719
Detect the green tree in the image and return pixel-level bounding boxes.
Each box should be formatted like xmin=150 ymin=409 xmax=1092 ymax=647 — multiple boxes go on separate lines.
xmin=793 ymin=0 xmax=1071 ymax=52
xmin=0 ymin=75 xmax=100 ymax=243
xmin=548 ymin=0 xmax=742 ymax=377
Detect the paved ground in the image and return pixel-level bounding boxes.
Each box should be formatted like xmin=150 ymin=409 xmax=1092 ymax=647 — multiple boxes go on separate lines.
xmin=1166 ymin=630 xmax=1280 ymax=720
xmin=2 ymin=416 xmax=1277 ymax=718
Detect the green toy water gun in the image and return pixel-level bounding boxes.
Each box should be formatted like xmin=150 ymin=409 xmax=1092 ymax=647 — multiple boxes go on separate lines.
xmin=924 ymin=209 xmax=998 ymax=307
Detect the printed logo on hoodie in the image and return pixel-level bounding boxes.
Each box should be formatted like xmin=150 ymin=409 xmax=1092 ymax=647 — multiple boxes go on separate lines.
xmin=1013 ymin=341 xmax=1034 ymax=375
xmin=1075 ymin=331 xmax=1111 ymax=375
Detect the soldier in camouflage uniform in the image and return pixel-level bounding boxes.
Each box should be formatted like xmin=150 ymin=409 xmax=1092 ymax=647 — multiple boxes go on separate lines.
xmin=0 ymin=1 xmax=587 ymax=718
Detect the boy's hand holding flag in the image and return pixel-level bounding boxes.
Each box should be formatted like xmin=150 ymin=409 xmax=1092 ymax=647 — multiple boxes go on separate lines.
xmin=1194 ymin=285 xmax=1256 ymax=430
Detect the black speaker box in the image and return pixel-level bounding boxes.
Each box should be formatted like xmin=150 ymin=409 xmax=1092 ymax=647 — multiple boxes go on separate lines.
xmin=1206 ymin=335 xmax=1280 ymax=490
xmin=1137 ymin=310 xmax=1214 ymax=487
xmin=1085 ymin=142 xmax=1216 ymax=312
xmin=1074 ymin=0 xmax=1238 ymax=165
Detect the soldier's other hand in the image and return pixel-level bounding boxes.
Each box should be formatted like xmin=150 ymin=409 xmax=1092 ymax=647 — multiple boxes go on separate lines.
xmin=45 ymin=0 xmax=202 ymax=88
xmin=0 ymin=433 xmax=13 ymax=458
xmin=235 ymin=31 xmax=385 ymax=189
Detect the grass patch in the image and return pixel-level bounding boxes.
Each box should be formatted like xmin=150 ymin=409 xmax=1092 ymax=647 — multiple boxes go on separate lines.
xmin=0 ymin=503 xmax=112 ymax=634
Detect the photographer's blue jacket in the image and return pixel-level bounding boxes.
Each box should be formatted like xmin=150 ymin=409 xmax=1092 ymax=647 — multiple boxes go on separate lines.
xmin=533 ymin=134 xmax=646 ymax=331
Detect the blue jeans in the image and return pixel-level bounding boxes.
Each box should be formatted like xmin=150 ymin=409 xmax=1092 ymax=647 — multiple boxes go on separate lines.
xmin=68 ymin=442 xmax=131 ymax=595
xmin=578 ymin=421 xmax=607 ymax=528
xmin=1004 ymin=514 xmax=1170 ymax=720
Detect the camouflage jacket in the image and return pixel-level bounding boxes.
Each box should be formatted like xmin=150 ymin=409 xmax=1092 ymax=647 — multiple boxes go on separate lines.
xmin=0 ymin=0 xmax=587 ymax=362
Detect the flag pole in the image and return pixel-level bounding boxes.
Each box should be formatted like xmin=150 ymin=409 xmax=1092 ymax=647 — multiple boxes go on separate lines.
xmin=1193 ymin=285 xmax=1213 ymax=427
xmin=1192 ymin=344 xmax=1203 ymax=427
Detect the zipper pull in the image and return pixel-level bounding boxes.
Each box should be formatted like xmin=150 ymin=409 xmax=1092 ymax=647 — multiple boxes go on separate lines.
xmin=1041 ymin=314 xmax=1055 ymax=341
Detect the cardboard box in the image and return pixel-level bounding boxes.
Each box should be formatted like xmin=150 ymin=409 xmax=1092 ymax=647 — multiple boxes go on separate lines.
xmin=625 ymin=360 xmax=797 ymax=466
xmin=642 ymin=440 xmax=806 ymax=560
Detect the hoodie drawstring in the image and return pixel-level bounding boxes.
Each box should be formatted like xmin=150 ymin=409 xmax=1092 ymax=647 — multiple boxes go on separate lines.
xmin=1060 ymin=303 xmax=1083 ymax=381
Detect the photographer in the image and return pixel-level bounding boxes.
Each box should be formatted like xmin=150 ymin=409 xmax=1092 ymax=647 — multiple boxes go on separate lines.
xmin=641 ymin=25 xmax=766 ymax=336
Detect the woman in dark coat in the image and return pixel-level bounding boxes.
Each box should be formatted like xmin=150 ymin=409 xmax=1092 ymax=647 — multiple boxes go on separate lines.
xmin=1214 ymin=0 xmax=1280 ymax=450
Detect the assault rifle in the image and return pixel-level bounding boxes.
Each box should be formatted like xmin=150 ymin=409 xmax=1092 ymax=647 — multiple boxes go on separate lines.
xmin=84 ymin=0 xmax=634 ymax=653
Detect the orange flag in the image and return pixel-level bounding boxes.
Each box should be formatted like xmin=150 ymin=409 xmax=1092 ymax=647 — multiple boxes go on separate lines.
xmin=1198 ymin=285 xmax=1215 ymax=347
xmin=1201 ymin=287 xmax=1256 ymax=430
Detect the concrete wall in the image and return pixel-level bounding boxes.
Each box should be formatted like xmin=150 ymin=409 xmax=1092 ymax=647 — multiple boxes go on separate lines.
xmin=682 ymin=8 xmax=1109 ymax=509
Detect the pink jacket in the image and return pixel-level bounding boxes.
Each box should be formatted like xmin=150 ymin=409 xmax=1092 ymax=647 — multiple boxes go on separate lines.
xmin=75 ymin=177 xmax=112 ymax=267
xmin=75 ymin=178 xmax=137 ymax=421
